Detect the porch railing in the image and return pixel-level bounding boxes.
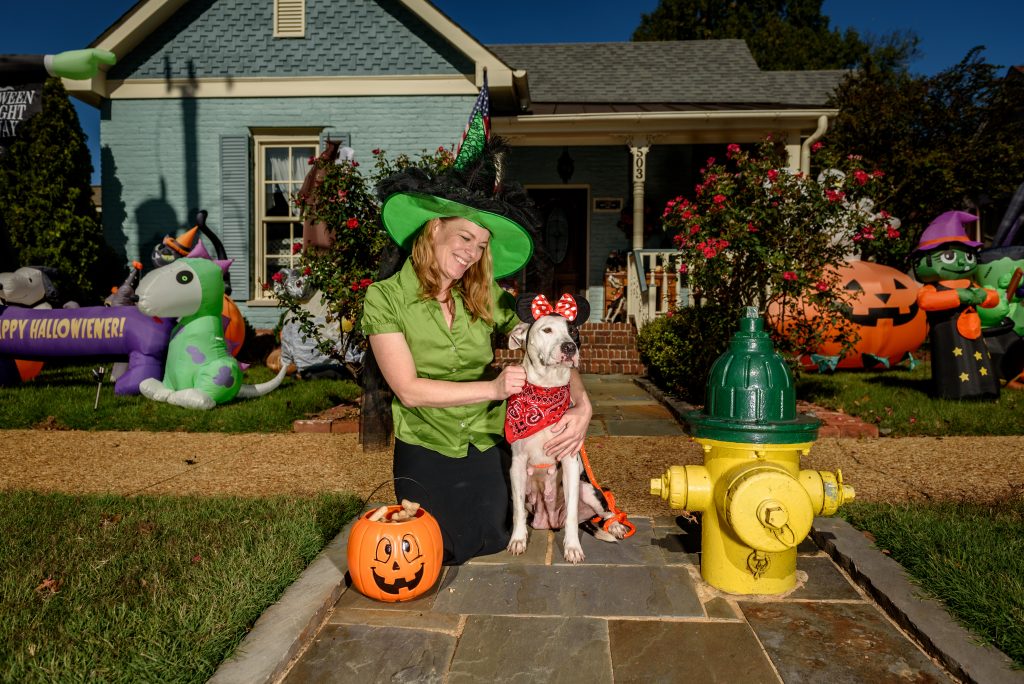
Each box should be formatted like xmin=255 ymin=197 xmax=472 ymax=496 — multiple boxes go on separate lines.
xmin=626 ymin=250 xmax=690 ymax=331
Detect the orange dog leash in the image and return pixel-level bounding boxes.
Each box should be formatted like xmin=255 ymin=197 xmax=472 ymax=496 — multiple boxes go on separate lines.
xmin=579 ymin=445 xmax=636 ymax=538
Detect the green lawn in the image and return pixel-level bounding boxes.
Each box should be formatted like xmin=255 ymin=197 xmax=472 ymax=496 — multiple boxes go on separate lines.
xmin=841 ymin=500 xmax=1024 ymax=669
xmin=0 ymin=491 xmax=361 ymax=683
xmin=0 ymin=362 xmax=361 ymax=432
xmin=796 ymin=363 xmax=1024 ymax=436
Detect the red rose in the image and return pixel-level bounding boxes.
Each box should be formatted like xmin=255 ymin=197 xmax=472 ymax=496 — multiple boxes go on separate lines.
xmin=713 ymin=194 xmax=726 ymax=204
xmin=815 ymin=280 xmax=829 ymax=292
xmin=678 ymin=263 xmax=688 ymax=274
xmin=783 ymin=271 xmax=797 ymax=281
xmin=271 ymin=271 xmax=284 ymax=283
xmin=303 ymin=267 xmax=312 ymax=276
xmin=767 ymin=169 xmax=779 ymax=183
xmin=747 ymin=223 xmax=758 ymax=233
xmin=291 ymin=242 xmax=302 ymax=254
xmin=811 ymin=142 xmax=823 ymax=152
xmin=854 ymin=170 xmax=869 ymax=186
xmin=727 ymin=143 xmax=740 ymax=157
xmin=346 ymin=217 xmax=360 ymax=230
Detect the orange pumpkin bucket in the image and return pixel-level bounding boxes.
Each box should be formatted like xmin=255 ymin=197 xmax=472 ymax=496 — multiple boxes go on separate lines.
xmin=346 ymin=505 xmax=443 ymax=602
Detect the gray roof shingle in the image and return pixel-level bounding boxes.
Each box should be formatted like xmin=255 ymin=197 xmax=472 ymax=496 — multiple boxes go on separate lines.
xmin=488 ymin=40 xmax=845 ymax=108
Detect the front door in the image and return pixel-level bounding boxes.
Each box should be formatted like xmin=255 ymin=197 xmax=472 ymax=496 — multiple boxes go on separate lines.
xmin=524 ymin=187 xmax=588 ymax=299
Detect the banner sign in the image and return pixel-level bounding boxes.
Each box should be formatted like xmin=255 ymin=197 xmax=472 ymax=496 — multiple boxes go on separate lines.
xmin=0 ymin=83 xmax=42 ymax=155
xmin=0 ymin=305 xmax=174 ymax=394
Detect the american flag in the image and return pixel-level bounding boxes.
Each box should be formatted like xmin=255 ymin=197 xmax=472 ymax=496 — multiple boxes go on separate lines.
xmin=454 ymin=71 xmax=490 ymax=169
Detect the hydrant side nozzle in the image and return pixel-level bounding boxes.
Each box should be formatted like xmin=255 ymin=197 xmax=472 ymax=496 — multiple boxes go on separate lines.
xmin=798 ymin=468 xmax=855 ymax=516
xmin=650 ymin=465 xmax=710 ymax=512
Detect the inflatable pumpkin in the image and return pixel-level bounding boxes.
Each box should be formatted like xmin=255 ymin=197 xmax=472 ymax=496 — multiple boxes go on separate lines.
xmin=221 ymin=295 xmax=246 ymax=357
xmin=811 ymin=260 xmax=927 ymax=370
xmin=347 ymin=505 xmax=442 ymax=602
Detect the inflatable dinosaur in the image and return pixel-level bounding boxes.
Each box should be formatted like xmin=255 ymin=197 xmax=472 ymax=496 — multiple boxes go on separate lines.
xmin=136 ymin=249 xmax=286 ymax=409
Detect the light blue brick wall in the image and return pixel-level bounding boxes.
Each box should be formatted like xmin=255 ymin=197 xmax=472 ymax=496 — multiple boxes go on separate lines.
xmin=110 ymin=0 xmax=472 ymax=80
xmin=100 ymin=94 xmax=474 ymax=328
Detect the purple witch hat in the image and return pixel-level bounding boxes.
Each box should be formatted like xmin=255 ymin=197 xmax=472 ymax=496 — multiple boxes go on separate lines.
xmin=913 ymin=211 xmax=981 ymax=253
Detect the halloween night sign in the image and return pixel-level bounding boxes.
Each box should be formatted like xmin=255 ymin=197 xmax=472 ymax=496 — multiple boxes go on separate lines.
xmin=0 ymin=83 xmax=41 ymax=152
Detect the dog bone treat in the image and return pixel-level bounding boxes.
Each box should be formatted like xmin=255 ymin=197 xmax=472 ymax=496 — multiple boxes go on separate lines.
xmin=368 ymin=501 xmax=423 ymax=523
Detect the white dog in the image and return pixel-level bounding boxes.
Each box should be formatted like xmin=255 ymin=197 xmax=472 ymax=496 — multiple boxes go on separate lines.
xmin=505 ymin=293 xmax=629 ymax=564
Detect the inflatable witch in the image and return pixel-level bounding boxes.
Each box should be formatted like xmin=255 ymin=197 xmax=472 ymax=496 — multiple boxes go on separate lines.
xmin=913 ymin=211 xmax=1000 ymax=400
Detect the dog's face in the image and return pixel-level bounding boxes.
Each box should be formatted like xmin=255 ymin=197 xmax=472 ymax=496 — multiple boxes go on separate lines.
xmin=509 ymin=315 xmax=581 ymax=369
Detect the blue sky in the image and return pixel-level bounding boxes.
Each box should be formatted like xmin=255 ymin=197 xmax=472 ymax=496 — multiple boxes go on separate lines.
xmin=2 ymin=0 xmax=1020 ymax=185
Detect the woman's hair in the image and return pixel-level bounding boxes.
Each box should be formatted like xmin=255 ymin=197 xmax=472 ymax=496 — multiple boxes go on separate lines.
xmin=411 ymin=217 xmax=495 ymax=325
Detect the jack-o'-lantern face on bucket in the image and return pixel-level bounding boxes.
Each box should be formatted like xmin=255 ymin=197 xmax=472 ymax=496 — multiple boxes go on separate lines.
xmin=371 ymin=533 xmax=426 ymax=594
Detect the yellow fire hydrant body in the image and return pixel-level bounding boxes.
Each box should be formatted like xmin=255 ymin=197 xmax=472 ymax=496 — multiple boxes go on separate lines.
xmin=651 ymin=308 xmax=854 ymax=594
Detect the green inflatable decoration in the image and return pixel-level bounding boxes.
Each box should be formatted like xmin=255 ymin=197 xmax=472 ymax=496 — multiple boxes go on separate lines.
xmin=135 ymin=248 xmax=286 ymax=409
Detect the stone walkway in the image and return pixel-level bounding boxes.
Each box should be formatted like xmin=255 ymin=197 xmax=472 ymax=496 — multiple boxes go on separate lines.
xmin=279 ymin=519 xmax=952 ymax=683
xmin=208 ymin=375 xmax=1021 ymax=684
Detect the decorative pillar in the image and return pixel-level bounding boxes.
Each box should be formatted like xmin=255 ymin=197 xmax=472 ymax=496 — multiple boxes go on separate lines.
xmin=628 ymin=138 xmax=650 ymax=251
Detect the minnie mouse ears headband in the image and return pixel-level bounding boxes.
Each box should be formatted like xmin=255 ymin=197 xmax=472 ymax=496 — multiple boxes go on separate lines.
xmin=516 ymin=293 xmax=590 ymax=326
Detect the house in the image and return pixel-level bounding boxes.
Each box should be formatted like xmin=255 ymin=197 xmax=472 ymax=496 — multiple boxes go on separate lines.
xmin=66 ymin=0 xmax=845 ymax=329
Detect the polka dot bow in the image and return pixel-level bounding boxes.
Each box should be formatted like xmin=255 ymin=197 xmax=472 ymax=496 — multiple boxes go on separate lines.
xmin=530 ymin=293 xmax=579 ymax=321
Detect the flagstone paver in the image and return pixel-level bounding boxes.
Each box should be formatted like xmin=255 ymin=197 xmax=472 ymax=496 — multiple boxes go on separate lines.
xmin=741 ymin=601 xmax=953 ymax=683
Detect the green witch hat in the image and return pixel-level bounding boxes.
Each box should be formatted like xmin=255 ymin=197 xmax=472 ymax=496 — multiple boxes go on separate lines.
xmin=377 ymin=73 xmax=535 ymax=279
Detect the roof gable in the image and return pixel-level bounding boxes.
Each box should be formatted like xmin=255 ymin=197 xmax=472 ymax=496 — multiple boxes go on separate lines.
xmin=69 ymin=0 xmax=519 ymax=104
xmin=110 ymin=0 xmax=474 ymax=80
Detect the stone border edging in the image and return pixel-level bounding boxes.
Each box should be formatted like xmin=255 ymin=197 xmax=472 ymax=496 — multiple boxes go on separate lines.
xmin=812 ymin=517 xmax=1024 ymax=684
xmin=207 ymin=517 xmax=357 ymax=684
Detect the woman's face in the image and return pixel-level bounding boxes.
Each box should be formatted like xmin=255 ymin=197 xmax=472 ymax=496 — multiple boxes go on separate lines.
xmin=432 ymin=217 xmax=490 ymax=284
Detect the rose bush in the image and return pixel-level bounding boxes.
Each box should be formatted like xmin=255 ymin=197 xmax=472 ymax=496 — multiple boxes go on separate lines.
xmin=270 ymin=147 xmax=454 ymax=370
xmin=660 ymin=137 xmax=901 ymax=365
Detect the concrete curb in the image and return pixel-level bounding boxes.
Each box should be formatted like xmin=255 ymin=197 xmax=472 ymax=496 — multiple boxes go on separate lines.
xmin=812 ymin=517 xmax=1024 ymax=684
xmin=208 ymin=518 xmax=357 ymax=684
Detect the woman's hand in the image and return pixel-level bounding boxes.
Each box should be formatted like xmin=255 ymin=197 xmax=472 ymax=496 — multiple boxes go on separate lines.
xmin=544 ymin=403 xmax=592 ymax=461
xmin=493 ymin=364 xmax=526 ymax=400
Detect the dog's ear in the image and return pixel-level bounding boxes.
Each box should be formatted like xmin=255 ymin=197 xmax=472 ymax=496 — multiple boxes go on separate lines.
xmin=508 ymin=321 xmax=530 ymax=350
xmin=516 ymin=292 xmax=538 ymax=323
xmin=571 ymin=296 xmax=590 ymax=326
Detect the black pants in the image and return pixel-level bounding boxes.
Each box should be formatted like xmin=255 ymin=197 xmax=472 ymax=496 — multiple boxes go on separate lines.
xmin=393 ymin=439 xmax=511 ymax=566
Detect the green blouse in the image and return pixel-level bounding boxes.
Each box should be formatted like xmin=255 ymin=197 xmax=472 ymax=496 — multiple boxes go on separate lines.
xmin=361 ymin=258 xmax=520 ymax=458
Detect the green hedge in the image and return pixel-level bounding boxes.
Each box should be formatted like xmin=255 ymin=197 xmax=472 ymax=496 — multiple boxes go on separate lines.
xmin=637 ymin=305 xmax=735 ymax=403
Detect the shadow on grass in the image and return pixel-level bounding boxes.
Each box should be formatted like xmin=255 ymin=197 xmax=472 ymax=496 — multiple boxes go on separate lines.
xmin=863 ymin=374 xmax=932 ymax=395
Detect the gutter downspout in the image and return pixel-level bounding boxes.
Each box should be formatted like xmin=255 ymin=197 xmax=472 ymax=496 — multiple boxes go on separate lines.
xmin=800 ymin=115 xmax=829 ymax=175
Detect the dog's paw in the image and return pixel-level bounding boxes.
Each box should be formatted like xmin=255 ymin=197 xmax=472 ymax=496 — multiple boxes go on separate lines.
xmin=507 ymin=536 xmax=528 ymax=555
xmin=563 ymin=544 xmax=585 ymax=564
xmin=608 ymin=522 xmax=629 ymax=540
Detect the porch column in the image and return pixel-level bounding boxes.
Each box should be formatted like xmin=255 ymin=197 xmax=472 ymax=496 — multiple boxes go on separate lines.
xmin=628 ymin=137 xmax=650 ymax=251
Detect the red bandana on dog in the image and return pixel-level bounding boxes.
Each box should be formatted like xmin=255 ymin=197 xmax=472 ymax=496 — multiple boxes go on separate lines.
xmin=505 ymin=381 xmax=571 ymax=444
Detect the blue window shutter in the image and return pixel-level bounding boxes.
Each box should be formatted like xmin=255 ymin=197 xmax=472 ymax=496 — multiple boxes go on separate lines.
xmin=220 ymin=135 xmax=251 ymax=300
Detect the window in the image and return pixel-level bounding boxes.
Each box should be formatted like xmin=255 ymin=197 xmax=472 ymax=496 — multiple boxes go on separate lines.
xmin=254 ymin=135 xmax=317 ymax=299
xmin=274 ymin=0 xmax=305 ymax=37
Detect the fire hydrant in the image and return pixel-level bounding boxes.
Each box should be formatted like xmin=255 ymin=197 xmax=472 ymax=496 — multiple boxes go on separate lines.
xmin=650 ymin=307 xmax=854 ymax=594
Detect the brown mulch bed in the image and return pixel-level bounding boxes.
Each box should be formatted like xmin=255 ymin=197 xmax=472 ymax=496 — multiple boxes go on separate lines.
xmin=2 ymin=430 xmax=1022 ymax=516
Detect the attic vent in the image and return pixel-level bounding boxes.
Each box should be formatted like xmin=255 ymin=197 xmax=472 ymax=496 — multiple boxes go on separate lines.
xmin=274 ymin=0 xmax=305 ymax=38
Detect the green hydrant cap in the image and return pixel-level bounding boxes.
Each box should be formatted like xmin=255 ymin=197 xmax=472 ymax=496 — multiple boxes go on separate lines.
xmin=687 ymin=307 xmax=819 ymax=444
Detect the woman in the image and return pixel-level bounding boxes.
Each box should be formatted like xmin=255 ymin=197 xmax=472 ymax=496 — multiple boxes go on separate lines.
xmin=362 ymin=138 xmax=592 ymax=565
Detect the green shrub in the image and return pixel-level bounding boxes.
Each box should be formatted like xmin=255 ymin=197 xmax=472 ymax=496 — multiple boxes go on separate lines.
xmin=638 ymin=304 xmax=735 ymax=403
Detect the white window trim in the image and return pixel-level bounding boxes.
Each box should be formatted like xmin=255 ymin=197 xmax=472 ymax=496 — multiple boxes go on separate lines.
xmin=251 ymin=133 xmax=318 ymax=302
